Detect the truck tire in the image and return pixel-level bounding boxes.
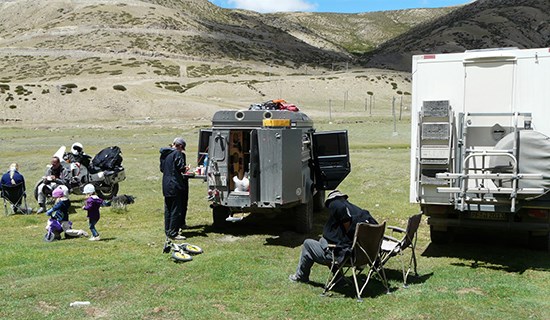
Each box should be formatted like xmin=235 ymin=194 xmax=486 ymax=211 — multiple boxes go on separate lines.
xmin=295 ymin=197 xmax=314 ymax=234
xmin=212 ymin=206 xmax=230 ymax=228
xmin=528 ymin=232 xmax=550 ymax=252
xmin=430 ymin=226 xmax=452 ymax=244
xmin=313 ymin=190 xmax=325 ymax=212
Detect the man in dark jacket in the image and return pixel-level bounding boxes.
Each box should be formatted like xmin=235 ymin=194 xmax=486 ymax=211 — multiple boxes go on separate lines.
xmin=159 ymin=137 xmax=189 ymax=240
xmin=289 ymin=190 xmax=377 ymax=283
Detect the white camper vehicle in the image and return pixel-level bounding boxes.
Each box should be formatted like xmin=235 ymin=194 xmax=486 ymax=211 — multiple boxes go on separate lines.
xmin=410 ymin=47 xmax=550 ymax=249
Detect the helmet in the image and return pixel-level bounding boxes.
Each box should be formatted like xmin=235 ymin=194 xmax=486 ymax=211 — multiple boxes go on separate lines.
xmin=71 ymin=142 xmax=83 ymax=155
xmin=324 ymin=190 xmax=348 ymax=208
xmin=83 ymin=184 xmax=95 ymax=194
xmin=52 ymin=187 xmax=65 ymax=198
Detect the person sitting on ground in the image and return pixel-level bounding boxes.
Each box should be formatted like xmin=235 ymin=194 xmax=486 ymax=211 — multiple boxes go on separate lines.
xmin=289 ymin=190 xmax=378 ymax=284
xmin=37 ymin=156 xmax=71 ymax=214
xmin=45 ymin=185 xmax=88 ymax=239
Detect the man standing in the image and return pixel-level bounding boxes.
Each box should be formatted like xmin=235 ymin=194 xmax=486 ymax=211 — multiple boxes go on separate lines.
xmin=289 ymin=190 xmax=377 ymax=283
xmin=37 ymin=157 xmax=70 ymax=214
xmin=159 ymin=137 xmax=189 ymax=240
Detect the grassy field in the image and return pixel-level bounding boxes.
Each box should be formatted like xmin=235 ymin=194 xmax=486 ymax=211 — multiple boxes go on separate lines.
xmin=0 ymin=117 xmax=549 ymax=319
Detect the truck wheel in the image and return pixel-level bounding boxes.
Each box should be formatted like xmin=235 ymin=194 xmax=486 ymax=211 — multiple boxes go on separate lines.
xmin=313 ymin=190 xmax=325 ymax=212
xmin=295 ymin=197 xmax=314 ymax=234
xmin=430 ymin=226 xmax=452 ymax=244
xmin=528 ymin=232 xmax=550 ymax=252
xmin=212 ymin=206 xmax=230 ymax=228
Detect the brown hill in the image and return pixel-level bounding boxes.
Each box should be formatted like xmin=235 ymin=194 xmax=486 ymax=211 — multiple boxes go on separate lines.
xmin=362 ymin=0 xmax=550 ymax=71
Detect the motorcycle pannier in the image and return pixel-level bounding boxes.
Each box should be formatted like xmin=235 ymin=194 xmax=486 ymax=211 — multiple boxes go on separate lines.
xmin=92 ymin=146 xmax=123 ymax=171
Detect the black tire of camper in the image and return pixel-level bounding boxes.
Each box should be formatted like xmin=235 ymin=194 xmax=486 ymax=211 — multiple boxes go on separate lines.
xmin=295 ymin=197 xmax=314 ymax=234
xmin=430 ymin=226 xmax=453 ymax=244
xmin=212 ymin=206 xmax=230 ymax=228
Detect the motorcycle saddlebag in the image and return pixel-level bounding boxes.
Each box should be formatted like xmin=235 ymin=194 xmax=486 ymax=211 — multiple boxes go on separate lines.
xmin=92 ymin=146 xmax=123 ymax=171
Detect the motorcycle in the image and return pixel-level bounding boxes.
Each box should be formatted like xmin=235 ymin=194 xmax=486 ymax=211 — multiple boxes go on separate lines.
xmin=34 ymin=145 xmax=126 ymax=201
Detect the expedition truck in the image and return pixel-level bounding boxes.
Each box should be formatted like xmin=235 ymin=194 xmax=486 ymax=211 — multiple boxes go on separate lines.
xmin=410 ymin=47 xmax=550 ymax=249
xmin=197 ymin=109 xmax=350 ymax=233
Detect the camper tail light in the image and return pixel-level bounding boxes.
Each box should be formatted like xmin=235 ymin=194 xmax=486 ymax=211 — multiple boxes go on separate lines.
xmin=423 ymin=54 xmax=436 ymax=59
xmin=527 ymin=209 xmax=549 ymax=219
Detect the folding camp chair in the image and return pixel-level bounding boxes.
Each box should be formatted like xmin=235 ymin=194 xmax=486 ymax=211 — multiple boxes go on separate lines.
xmin=380 ymin=213 xmax=422 ymax=288
xmin=323 ymin=222 xmax=388 ymax=302
xmin=1 ymin=182 xmax=30 ymax=216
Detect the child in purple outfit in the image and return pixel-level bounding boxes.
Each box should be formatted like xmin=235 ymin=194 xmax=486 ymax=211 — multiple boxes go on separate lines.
xmin=82 ymin=184 xmax=103 ymax=241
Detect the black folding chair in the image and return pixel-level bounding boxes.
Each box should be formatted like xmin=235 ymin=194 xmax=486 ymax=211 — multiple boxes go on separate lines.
xmin=379 ymin=213 xmax=422 ymax=288
xmin=323 ymin=222 xmax=388 ymax=302
xmin=1 ymin=182 xmax=30 ymax=216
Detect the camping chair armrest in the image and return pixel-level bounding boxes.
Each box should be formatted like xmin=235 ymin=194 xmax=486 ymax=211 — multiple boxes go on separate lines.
xmin=388 ymin=225 xmax=406 ymax=233
xmin=383 ymin=235 xmax=399 ymax=242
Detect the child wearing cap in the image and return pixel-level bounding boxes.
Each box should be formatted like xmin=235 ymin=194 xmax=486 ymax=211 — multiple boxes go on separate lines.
xmin=82 ymin=184 xmax=103 ymax=241
xmin=46 ymin=185 xmax=88 ymax=239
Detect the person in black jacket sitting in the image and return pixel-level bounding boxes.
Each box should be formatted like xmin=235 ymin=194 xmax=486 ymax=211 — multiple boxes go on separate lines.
xmin=289 ymin=190 xmax=377 ymax=283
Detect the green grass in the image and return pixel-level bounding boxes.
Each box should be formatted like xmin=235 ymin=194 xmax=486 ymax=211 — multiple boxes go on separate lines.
xmin=0 ymin=119 xmax=549 ymax=319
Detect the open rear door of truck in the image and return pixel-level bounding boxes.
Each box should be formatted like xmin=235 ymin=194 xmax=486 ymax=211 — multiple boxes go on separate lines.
xmin=312 ymin=130 xmax=350 ymax=190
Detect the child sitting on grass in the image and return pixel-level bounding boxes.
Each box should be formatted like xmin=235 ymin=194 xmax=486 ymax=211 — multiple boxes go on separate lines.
xmin=82 ymin=184 xmax=103 ymax=241
xmin=46 ymin=185 xmax=88 ymax=239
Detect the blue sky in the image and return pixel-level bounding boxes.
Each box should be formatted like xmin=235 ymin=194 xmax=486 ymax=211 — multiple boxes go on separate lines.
xmin=209 ymin=0 xmax=474 ymax=13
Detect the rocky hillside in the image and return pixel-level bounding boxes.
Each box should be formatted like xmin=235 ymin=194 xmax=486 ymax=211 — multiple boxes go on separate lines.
xmin=363 ymin=0 xmax=550 ymax=71
xmin=0 ymin=0 xmax=451 ymax=69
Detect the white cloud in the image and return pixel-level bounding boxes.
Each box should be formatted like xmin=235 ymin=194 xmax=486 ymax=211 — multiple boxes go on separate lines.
xmin=227 ymin=0 xmax=317 ymax=13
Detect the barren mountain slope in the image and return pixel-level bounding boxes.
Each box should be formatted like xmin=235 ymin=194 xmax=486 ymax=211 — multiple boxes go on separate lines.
xmin=363 ymin=0 xmax=550 ymax=71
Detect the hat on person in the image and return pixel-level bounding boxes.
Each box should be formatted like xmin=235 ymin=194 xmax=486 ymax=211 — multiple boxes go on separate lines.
xmin=58 ymin=185 xmax=69 ymax=197
xmin=173 ymin=137 xmax=186 ymax=150
xmin=52 ymin=187 xmax=65 ymax=198
xmin=83 ymin=184 xmax=95 ymax=195
xmin=324 ymin=189 xmax=348 ymax=208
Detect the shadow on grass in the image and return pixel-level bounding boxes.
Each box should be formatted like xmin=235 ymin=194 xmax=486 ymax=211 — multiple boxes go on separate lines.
xmin=308 ymin=277 xmax=393 ymax=300
xmin=185 ymin=211 xmax=329 ymax=248
xmin=422 ymin=239 xmax=550 ymax=273
xmin=302 ymin=268 xmax=433 ymax=300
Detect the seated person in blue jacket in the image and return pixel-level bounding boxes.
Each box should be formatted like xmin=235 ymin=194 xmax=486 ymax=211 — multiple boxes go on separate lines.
xmin=1 ymin=162 xmax=25 ymax=187
xmin=1 ymin=163 xmax=26 ymax=212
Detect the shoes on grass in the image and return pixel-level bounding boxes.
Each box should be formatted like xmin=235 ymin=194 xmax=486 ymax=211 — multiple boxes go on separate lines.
xmin=288 ymin=274 xmax=308 ymax=283
xmin=170 ymin=235 xmax=186 ymax=241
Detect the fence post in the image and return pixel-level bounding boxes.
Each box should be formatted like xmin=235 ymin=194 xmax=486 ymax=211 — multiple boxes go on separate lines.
xmin=399 ymin=95 xmax=403 ymax=120
xmin=392 ymin=96 xmax=397 ymax=135
xmin=329 ymin=99 xmax=332 ymax=122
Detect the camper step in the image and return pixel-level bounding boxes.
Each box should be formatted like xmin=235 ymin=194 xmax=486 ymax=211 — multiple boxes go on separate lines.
xmin=436 ymin=173 xmax=543 ymax=180
xmin=437 ymin=187 xmax=545 ymax=194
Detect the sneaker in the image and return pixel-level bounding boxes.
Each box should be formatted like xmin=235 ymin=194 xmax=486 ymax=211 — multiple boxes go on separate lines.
xmin=37 ymin=206 xmax=46 ymax=214
xmin=288 ymin=274 xmax=308 ymax=283
xmin=170 ymin=235 xmax=186 ymax=241
xmin=89 ymin=236 xmax=101 ymax=241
